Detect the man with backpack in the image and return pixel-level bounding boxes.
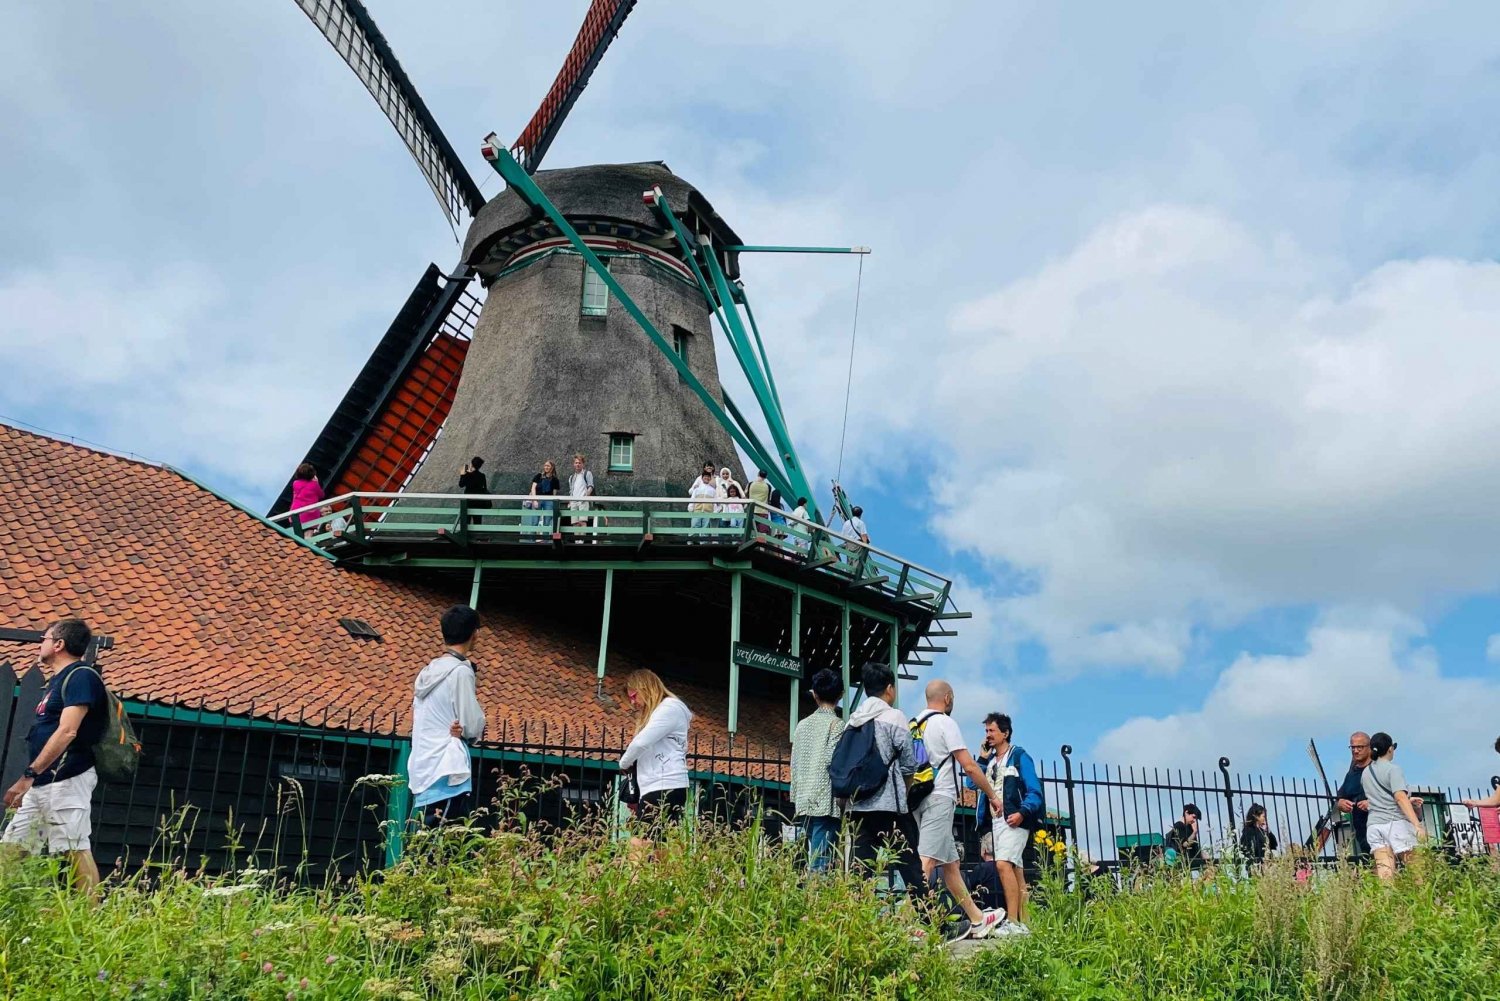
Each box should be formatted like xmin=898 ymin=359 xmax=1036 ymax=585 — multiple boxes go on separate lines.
xmin=982 ymin=712 xmax=1044 ymax=934
xmin=909 ymin=681 xmax=1007 ymax=939
xmin=1 ymin=618 xmax=108 ymax=892
xmin=832 ymin=662 xmax=922 ymax=893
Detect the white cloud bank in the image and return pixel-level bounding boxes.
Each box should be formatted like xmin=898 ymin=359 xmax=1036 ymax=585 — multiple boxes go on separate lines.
xmin=866 ymin=205 xmax=1500 ymax=673
xmin=1093 ymin=609 xmax=1500 ymax=781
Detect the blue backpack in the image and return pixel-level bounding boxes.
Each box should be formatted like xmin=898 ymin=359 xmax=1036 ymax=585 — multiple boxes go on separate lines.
xmin=828 ymin=721 xmax=891 ymax=801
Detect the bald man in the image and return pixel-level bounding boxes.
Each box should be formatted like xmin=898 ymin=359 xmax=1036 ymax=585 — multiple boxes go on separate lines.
xmin=912 ymin=679 xmax=1009 ymax=938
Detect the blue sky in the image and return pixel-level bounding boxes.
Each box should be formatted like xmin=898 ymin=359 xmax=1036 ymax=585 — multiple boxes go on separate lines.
xmin=6 ymin=1 xmax=1500 ymax=787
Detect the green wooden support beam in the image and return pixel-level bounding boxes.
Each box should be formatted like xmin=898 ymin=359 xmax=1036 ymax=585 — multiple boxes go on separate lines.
xmin=385 ymin=740 xmax=412 ymax=867
xmin=596 ymin=567 xmax=614 ymax=694
xmin=736 ymin=289 xmax=787 ymax=427
xmin=841 ymin=604 xmax=852 ymax=715
xmin=468 ymin=563 xmax=483 ymax=607
xmin=789 ymin=586 xmax=803 ymax=741
xmin=888 ymin=621 xmax=899 ymax=704
xmin=480 ymin=141 xmax=787 ymax=495
xmin=729 ymin=571 xmax=743 ymax=734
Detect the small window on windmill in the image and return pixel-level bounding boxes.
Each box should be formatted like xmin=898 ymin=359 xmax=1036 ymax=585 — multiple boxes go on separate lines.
xmin=338 ymin=617 xmax=383 ymax=643
xmin=581 ymin=259 xmax=610 ymax=318
xmin=608 ymin=433 xmax=635 ymax=472
xmin=672 ymin=325 xmax=691 ymax=384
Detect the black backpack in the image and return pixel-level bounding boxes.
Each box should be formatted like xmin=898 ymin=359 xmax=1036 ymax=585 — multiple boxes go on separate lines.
xmin=828 ymin=721 xmax=890 ymax=801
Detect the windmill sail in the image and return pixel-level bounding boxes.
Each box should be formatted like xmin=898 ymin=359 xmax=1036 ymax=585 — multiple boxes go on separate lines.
xmin=292 ymin=0 xmax=484 ymax=230
xmin=512 ymin=0 xmax=639 ymax=174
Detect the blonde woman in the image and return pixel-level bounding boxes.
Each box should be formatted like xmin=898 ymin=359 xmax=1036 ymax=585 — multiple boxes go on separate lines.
xmin=528 ymin=459 xmax=560 ymax=538
xmin=618 ymin=669 xmax=692 ymax=830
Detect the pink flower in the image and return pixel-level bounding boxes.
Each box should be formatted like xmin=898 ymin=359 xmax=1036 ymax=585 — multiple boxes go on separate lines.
xmin=325 ymin=955 xmax=337 ymax=965
xmin=262 ymin=962 xmax=275 ymax=974
xmin=275 ymin=971 xmax=287 ymax=982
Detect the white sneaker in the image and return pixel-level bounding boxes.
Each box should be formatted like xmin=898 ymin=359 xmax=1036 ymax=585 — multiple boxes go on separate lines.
xmin=967 ymin=909 xmax=1005 ymax=939
xmin=1003 ymin=921 xmax=1032 ymax=936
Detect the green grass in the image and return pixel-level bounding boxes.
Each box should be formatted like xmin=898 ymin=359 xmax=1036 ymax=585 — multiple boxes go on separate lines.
xmin=3 ymin=792 xmax=1499 ymax=999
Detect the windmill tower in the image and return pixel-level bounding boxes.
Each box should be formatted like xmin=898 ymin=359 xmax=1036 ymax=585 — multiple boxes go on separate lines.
xmin=403 ymin=161 xmax=745 ymax=498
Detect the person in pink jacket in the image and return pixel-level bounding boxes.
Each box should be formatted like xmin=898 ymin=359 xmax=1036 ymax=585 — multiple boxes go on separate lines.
xmin=290 ymin=463 xmax=324 ymax=530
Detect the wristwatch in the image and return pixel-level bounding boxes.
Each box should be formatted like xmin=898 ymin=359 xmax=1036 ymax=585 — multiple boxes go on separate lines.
xmin=21 ymin=766 xmax=38 ymax=780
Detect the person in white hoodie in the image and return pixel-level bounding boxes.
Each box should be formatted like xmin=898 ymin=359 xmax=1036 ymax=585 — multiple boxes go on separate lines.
xmin=408 ymin=605 xmax=486 ymax=827
xmin=618 ymin=668 xmax=692 ymax=835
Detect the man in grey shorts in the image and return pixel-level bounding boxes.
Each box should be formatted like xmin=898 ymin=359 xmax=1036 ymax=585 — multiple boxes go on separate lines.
xmin=912 ymin=680 xmax=1009 ymax=938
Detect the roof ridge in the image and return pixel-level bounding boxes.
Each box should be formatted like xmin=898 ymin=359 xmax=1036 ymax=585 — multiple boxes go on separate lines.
xmin=0 ymin=414 xmax=167 ymax=469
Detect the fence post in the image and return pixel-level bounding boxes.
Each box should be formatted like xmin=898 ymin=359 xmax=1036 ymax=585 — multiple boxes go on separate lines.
xmin=1218 ymin=756 xmax=1235 ymax=832
xmin=349 ymin=496 xmax=368 ymax=545
xmin=385 ymin=739 xmax=412 ymax=867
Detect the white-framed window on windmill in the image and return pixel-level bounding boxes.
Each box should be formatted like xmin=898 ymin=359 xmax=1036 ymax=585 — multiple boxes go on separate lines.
xmin=581 ymin=259 xmax=610 ymax=317
xmin=608 ymin=433 xmax=635 ymax=472
xmin=672 ymin=325 xmax=691 ymax=384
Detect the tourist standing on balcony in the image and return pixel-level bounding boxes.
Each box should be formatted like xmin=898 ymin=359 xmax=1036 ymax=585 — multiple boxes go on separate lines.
xmin=791 ymin=669 xmax=846 ymax=872
xmin=1336 ymin=731 xmax=1373 ymax=863
xmin=720 ymin=483 xmax=746 ymax=532
xmin=982 ymin=711 xmax=1042 ymax=933
xmin=1 ymin=618 xmax=107 ymax=893
xmin=1362 ymin=731 xmax=1426 ymax=880
xmin=619 ymin=669 xmax=692 ymax=838
xmin=409 ymin=605 xmax=486 ymax=827
xmin=290 ymin=462 xmax=323 ymax=535
xmin=848 ymin=505 xmax=870 ymax=545
xmin=527 ymin=459 xmax=560 ymax=539
xmin=568 ymin=453 xmax=595 ymax=541
xmin=747 ymin=469 xmax=771 ymax=531
xmin=458 ymin=456 xmax=490 ymax=529
xmin=688 ymin=470 xmax=718 ymax=540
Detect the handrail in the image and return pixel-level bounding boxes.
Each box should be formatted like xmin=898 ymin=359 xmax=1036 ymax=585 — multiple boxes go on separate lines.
xmin=269 ymin=490 xmax=954 ymax=589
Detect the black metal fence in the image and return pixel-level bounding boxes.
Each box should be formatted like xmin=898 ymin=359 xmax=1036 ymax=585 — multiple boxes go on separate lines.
xmin=4 ymin=657 xmax=1497 ymax=881
xmin=951 ymin=745 xmax=1500 ymax=877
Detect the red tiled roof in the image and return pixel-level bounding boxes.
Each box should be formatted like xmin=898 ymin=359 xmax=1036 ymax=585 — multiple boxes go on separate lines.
xmin=0 ymin=422 xmax=789 ymax=756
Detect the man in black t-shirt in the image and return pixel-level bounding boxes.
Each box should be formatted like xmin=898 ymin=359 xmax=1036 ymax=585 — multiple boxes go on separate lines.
xmin=1336 ymin=731 xmax=1373 ymax=863
xmin=458 ymin=457 xmax=491 ymax=528
xmin=1 ymin=618 xmax=107 ymax=891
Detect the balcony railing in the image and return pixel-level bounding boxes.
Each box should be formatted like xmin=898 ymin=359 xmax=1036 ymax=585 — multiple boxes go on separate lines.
xmin=268 ymin=492 xmax=956 ymax=615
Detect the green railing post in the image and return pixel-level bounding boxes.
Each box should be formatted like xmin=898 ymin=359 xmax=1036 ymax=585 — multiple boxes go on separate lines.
xmin=468 ymin=563 xmax=483 ymax=607
xmin=385 ymin=740 xmax=412 ymax=867
xmin=349 ymin=496 xmax=368 ymax=545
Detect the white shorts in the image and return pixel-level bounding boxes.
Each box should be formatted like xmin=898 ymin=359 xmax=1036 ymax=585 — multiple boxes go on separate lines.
xmin=1 ymin=768 xmax=97 ymax=854
xmin=1367 ymin=819 xmax=1418 ymax=854
xmin=990 ymin=819 xmax=1030 ymax=866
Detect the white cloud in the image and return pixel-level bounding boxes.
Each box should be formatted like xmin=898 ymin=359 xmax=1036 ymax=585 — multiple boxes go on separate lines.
xmin=843 ymin=206 xmax=1500 ymax=672
xmin=1092 ymin=609 xmax=1500 ymax=781
xmin=1487 ymin=634 xmax=1500 ymax=664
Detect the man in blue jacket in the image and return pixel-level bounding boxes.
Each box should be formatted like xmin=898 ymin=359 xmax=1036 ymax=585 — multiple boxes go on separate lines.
xmin=983 ymin=712 xmax=1044 ymax=934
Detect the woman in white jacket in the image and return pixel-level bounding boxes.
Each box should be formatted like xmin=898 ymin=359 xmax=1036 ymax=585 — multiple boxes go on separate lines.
xmin=618 ymin=669 xmax=692 ymax=831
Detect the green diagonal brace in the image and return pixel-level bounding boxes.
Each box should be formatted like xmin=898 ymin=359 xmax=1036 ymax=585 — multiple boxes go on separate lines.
xmin=481 ymin=142 xmax=786 ymax=492
xmin=647 ymin=193 xmax=803 ymax=508
xmin=698 ymin=240 xmax=817 ymax=518
xmin=648 ymin=193 xmax=816 ymax=517
xmin=736 ymin=288 xmax=787 ymax=426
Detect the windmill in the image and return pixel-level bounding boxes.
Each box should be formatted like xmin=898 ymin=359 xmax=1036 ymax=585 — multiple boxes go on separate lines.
xmin=270 ymin=0 xmax=838 ymax=517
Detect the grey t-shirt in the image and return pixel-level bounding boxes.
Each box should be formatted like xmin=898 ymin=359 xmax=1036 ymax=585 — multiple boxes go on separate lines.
xmin=1361 ymin=757 xmax=1409 ymax=825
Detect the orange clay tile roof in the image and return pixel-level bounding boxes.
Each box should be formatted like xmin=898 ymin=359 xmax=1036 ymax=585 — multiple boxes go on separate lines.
xmin=0 ymin=422 xmax=789 ymax=760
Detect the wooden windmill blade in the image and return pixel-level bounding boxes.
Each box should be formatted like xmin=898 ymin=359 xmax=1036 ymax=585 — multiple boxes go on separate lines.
xmin=291 ymin=0 xmax=485 ymax=231
xmin=511 ymin=0 xmax=639 ymax=174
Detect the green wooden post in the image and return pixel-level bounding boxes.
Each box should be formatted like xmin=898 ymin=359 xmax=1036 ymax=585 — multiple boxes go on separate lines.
xmin=468 ymin=563 xmax=483 ymax=608
xmin=385 ymin=740 xmax=412 ymax=867
xmin=596 ymin=567 xmax=614 ymax=693
xmin=888 ymin=619 xmax=900 ymax=707
xmin=841 ymin=603 xmax=852 ymax=715
xmin=729 ymin=571 xmax=742 ymax=734
xmin=789 ymin=587 xmax=803 ymax=740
